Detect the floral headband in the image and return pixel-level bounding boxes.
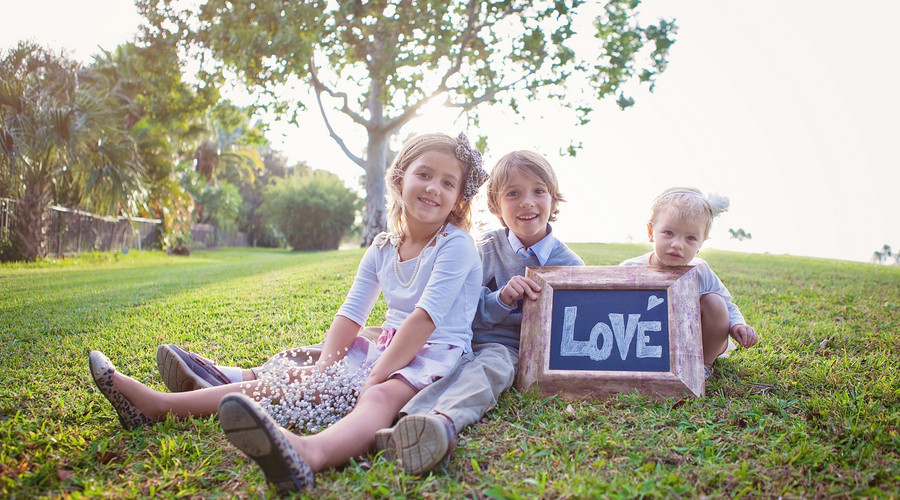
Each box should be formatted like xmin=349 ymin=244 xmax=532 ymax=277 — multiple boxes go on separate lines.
xmin=453 ymin=132 xmax=489 ymax=201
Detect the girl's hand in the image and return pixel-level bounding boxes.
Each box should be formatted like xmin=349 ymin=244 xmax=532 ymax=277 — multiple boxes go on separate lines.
xmin=730 ymin=324 xmax=759 ymax=348
xmin=500 ymin=276 xmax=542 ymax=306
xmin=360 ymin=370 xmax=387 ymax=396
xmin=359 ymin=378 xmax=376 ymax=397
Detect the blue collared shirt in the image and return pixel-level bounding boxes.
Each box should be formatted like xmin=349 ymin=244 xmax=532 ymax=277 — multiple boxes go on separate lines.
xmin=506 ymin=225 xmax=560 ymax=266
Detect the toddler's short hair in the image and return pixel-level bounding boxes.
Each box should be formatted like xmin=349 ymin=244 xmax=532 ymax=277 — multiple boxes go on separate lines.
xmin=486 ymin=150 xmax=564 ymax=227
xmin=650 ymin=187 xmax=721 ymax=239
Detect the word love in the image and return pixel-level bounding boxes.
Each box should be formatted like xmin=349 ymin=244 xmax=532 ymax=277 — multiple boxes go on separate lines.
xmin=559 ymin=306 xmax=663 ymax=361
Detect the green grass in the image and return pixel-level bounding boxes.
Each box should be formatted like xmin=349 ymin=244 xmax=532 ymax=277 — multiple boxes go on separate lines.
xmin=1 ymin=245 xmax=898 ymax=498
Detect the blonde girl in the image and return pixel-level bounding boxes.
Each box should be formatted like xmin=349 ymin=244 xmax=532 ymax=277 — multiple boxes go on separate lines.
xmin=88 ymin=132 xmax=489 ymax=493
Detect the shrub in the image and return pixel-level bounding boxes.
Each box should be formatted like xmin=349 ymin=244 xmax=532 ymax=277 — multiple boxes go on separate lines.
xmin=260 ymin=170 xmax=359 ymax=251
xmin=255 ymin=225 xmax=287 ymax=248
xmin=0 ymin=232 xmax=24 ymax=262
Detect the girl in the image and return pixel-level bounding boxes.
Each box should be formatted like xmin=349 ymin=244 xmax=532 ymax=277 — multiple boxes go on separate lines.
xmin=620 ymin=187 xmax=759 ymax=377
xmin=88 ymin=132 xmax=489 ymax=493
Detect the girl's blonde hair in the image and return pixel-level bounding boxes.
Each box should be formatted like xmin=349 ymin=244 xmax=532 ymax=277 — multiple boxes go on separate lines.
xmin=649 ymin=187 xmax=729 ymax=239
xmin=486 ymin=150 xmax=564 ymax=227
xmin=385 ymin=133 xmax=484 ymax=234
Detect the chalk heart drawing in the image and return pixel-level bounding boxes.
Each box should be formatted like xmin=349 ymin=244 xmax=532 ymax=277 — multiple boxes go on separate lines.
xmin=647 ymin=295 xmax=664 ymax=311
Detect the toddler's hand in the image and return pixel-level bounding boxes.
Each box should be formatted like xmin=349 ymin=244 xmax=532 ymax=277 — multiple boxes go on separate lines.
xmin=500 ymin=276 xmax=542 ymax=307
xmin=730 ymin=324 xmax=759 ymax=348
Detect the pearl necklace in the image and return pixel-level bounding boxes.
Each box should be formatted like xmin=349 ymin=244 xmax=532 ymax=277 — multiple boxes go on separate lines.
xmin=393 ymin=223 xmax=445 ymax=288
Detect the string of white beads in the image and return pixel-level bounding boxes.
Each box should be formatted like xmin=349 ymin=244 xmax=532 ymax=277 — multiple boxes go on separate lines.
xmin=244 ymin=352 xmax=373 ymax=433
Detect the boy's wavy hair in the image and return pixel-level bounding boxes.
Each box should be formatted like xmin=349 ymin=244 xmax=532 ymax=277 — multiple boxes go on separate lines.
xmin=650 ymin=187 xmax=729 ymax=239
xmin=385 ymin=133 xmax=483 ymax=234
xmin=486 ymin=150 xmax=564 ymax=227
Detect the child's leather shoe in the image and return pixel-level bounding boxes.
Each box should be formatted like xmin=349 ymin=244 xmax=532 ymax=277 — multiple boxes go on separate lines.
xmin=393 ymin=414 xmax=457 ymax=475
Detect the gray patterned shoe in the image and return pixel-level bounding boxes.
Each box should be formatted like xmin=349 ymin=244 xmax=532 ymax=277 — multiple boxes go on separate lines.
xmin=394 ymin=414 xmax=457 ymax=475
xmin=219 ymin=393 xmax=315 ymax=494
xmin=156 ymin=344 xmax=230 ymax=392
xmin=88 ymin=350 xmax=155 ymax=430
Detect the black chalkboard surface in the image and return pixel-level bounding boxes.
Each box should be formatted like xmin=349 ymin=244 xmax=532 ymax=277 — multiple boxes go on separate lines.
xmin=516 ymin=265 xmax=704 ymax=400
xmin=549 ymin=289 xmax=670 ymax=373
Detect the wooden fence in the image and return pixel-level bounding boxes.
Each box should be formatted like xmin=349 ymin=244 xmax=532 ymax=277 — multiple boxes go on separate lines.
xmin=0 ymin=198 xmax=245 ymax=257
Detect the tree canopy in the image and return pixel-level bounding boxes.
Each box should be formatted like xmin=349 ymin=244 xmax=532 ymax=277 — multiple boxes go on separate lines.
xmin=137 ymin=0 xmax=676 ymax=244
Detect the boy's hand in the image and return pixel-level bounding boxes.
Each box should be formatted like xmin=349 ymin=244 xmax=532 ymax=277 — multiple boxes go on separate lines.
xmin=730 ymin=324 xmax=759 ymax=348
xmin=500 ymin=276 xmax=542 ymax=307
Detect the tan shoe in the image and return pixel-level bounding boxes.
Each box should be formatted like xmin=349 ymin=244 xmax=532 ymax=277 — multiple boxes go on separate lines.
xmin=374 ymin=426 xmax=397 ymax=461
xmin=394 ymin=414 xmax=457 ymax=475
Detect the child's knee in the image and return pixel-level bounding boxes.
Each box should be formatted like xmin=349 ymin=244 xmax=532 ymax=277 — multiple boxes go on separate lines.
xmin=700 ymin=293 xmax=730 ymax=334
xmin=700 ymin=293 xmax=728 ymax=318
xmin=359 ymin=379 xmax=416 ymax=413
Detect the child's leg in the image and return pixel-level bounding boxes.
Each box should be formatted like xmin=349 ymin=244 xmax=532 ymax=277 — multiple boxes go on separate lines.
xmin=283 ymin=378 xmax=416 ymax=472
xmin=157 ymin=344 xmax=321 ymax=392
xmin=112 ymin=368 xmax=262 ymax=419
xmin=381 ymin=343 xmax=517 ymax=474
xmin=700 ymin=293 xmax=731 ymax=366
xmin=401 ymin=343 xmax=516 ymax=431
xmin=91 ymin=350 xmax=262 ymax=428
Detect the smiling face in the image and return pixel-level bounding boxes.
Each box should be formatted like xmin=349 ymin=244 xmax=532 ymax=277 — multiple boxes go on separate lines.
xmin=497 ymin=169 xmax=553 ymax=248
xmin=648 ymin=206 xmax=707 ymax=267
xmin=400 ymin=150 xmax=464 ymax=231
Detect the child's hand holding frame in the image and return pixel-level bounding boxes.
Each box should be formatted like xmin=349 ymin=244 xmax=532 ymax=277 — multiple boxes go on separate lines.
xmin=500 ymin=275 xmax=542 ymax=306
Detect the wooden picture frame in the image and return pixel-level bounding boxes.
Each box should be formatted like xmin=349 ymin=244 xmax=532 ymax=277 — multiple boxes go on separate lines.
xmin=516 ymin=265 xmax=704 ymax=400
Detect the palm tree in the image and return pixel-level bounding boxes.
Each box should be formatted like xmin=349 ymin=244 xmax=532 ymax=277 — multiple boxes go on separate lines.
xmin=0 ymin=42 xmax=142 ymax=260
xmin=186 ymin=101 xmax=266 ymax=234
xmin=729 ymin=228 xmax=752 ymax=242
xmin=872 ymin=244 xmax=893 ymax=265
xmin=87 ymin=41 xmax=219 ymax=250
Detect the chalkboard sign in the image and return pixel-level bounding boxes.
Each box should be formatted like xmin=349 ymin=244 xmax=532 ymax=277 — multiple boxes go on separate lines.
xmin=516 ymin=265 xmax=704 ymax=400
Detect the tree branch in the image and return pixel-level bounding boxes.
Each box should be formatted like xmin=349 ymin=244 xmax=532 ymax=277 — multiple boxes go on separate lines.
xmin=308 ymin=61 xmax=366 ymax=169
xmin=384 ymin=1 xmax=524 ymax=130
xmin=309 ymin=63 xmax=369 ymax=128
xmin=448 ymin=72 xmax=532 ymax=110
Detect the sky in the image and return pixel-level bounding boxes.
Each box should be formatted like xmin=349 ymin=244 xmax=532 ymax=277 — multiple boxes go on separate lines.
xmin=2 ymin=1 xmax=898 ymax=263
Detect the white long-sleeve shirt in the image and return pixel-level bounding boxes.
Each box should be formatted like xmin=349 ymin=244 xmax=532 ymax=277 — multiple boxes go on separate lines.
xmin=337 ymin=223 xmax=482 ymax=352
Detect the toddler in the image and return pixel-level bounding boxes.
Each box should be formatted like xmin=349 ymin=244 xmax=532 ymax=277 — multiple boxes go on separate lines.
xmin=620 ymin=187 xmax=759 ymax=377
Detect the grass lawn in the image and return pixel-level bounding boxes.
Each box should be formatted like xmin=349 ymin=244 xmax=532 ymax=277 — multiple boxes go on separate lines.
xmin=1 ymin=245 xmax=898 ymax=498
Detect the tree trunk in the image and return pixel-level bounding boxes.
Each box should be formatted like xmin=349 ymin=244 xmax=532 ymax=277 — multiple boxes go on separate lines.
xmin=13 ymin=178 xmax=53 ymax=261
xmin=361 ymin=132 xmax=389 ymax=246
xmin=195 ymin=140 xmax=217 ymax=180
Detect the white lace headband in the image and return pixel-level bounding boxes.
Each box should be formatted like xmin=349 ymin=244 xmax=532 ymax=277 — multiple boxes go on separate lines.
xmin=656 ymin=189 xmax=730 ymax=217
